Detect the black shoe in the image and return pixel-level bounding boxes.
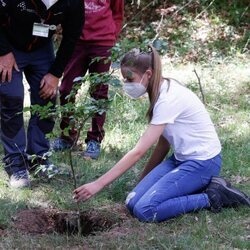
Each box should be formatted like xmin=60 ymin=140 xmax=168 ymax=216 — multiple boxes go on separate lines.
xmin=206 ymin=176 xmax=250 ymax=212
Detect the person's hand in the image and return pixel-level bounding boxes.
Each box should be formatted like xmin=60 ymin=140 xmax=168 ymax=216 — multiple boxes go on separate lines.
xmin=73 ymin=181 xmax=104 ymax=202
xmin=39 ymin=73 xmax=59 ymax=99
xmin=0 ymin=52 xmax=19 ymax=82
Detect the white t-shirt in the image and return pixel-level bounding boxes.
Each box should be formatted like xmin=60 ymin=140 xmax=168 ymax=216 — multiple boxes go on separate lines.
xmin=41 ymin=0 xmax=59 ymax=9
xmin=151 ymin=79 xmax=221 ymax=161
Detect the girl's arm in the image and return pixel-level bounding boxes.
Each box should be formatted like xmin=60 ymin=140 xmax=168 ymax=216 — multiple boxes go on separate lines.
xmin=140 ymin=135 xmax=170 ymax=180
xmin=73 ymin=124 xmax=166 ymax=202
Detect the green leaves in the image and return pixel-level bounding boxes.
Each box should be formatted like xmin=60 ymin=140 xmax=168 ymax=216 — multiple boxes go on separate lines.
xmin=29 ymin=102 xmax=55 ymax=119
xmin=22 ymin=71 xmax=120 ymax=142
xmin=153 ymin=39 xmax=168 ymax=55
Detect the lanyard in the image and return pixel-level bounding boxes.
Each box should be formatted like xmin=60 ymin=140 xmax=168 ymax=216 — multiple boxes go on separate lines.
xmin=31 ymin=0 xmax=52 ymax=23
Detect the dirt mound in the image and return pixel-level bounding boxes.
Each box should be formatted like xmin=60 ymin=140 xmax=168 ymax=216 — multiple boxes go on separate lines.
xmin=12 ymin=208 xmax=122 ymax=236
xmin=0 ymin=229 xmax=5 ymax=237
xmin=13 ymin=209 xmax=56 ymax=234
xmin=0 ymin=224 xmax=6 ymax=237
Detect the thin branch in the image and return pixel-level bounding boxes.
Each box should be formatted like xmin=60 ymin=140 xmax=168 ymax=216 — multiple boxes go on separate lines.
xmin=193 ymin=69 xmax=206 ymax=105
xmin=122 ymin=1 xmax=155 ymax=31
xmin=207 ymin=103 xmax=221 ymax=112
xmin=152 ymin=13 xmax=165 ymax=43
xmin=242 ymin=36 xmax=249 ymax=53
xmin=68 ymin=115 xmax=90 ymax=188
xmin=173 ymin=0 xmax=195 ymax=17
xmin=195 ymin=0 xmax=216 ymax=19
xmin=14 ymin=143 xmax=29 ymax=170
xmin=68 ymin=151 xmax=77 ymax=190
xmin=240 ymin=4 xmax=250 ymax=20
xmin=68 ymin=116 xmax=90 ymax=237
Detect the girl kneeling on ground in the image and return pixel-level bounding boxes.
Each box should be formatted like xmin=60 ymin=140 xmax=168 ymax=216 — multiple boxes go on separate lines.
xmin=73 ymin=46 xmax=250 ymax=222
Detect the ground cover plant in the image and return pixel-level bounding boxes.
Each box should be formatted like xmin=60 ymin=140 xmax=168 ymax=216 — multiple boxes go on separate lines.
xmin=0 ymin=1 xmax=249 ymax=249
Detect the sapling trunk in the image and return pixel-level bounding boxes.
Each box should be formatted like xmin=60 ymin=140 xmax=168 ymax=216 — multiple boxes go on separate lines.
xmin=68 ymin=119 xmax=89 ymax=236
xmin=68 ymin=149 xmax=82 ymax=235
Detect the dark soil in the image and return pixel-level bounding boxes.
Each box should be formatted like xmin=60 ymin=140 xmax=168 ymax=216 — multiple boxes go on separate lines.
xmin=0 ymin=224 xmax=6 ymax=237
xmin=12 ymin=207 xmax=125 ymax=236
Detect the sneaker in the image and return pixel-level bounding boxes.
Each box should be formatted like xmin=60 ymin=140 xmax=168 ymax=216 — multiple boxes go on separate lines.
xmin=51 ymin=138 xmax=73 ymax=152
xmin=82 ymin=140 xmax=100 ymax=159
xmin=28 ymin=154 xmax=61 ymax=179
xmin=34 ymin=160 xmax=61 ymax=179
xmin=9 ymin=169 xmax=30 ymax=189
xmin=206 ymin=176 xmax=250 ymax=212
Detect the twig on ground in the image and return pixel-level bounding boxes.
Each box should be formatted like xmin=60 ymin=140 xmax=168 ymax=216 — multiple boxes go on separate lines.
xmin=195 ymin=0 xmax=216 ymax=19
xmin=152 ymin=13 xmax=165 ymax=43
xmin=193 ymin=68 xmax=206 ymax=105
xmin=173 ymin=0 xmax=194 ymax=17
xmin=242 ymin=37 xmax=249 ymax=53
xmin=207 ymin=103 xmax=221 ymax=111
xmin=240 ymin=4 xmax=250 ymax=20
xmin=122 ymin=1 xmax=156 ymax=31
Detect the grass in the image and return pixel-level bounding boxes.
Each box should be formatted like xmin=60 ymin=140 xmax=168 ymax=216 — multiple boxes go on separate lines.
xmin=0 ymin=2 xmax=249 ymax=248
xmin=0 ymin=53 xmax=249 ymax=249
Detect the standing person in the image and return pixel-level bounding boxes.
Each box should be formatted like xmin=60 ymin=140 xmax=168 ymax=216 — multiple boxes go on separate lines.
xmin=52 ymin=0 xmax=124 ymax=159
xmin=0 ymin=0 xmax=84 ymax=188
xmin=73 ymin=46 xmax=250 ymax=222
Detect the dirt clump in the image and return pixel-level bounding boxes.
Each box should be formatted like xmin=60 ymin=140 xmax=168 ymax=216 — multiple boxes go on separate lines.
xmin=12 ymin=209 xmax=56 ymax=234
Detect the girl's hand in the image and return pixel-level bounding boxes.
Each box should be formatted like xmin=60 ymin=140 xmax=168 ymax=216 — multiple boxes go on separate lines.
xmin=73 ymin=124 xmax=166 ymax=203
xmin=73 ymin=181 xmax=104 ymax=202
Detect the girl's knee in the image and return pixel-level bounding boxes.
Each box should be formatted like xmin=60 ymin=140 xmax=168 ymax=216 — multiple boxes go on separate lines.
xmin=125 ymin=191 xmax=137 ymax=213
xmin=133 ymin=201 xmax=156 ymax=222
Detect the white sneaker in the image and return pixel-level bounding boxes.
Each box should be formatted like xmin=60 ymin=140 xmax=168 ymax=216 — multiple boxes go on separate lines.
xmin=9 ymin=169 xmax=30 ymax=189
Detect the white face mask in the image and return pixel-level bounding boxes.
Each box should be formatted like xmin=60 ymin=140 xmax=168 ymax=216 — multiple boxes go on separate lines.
xmin=41 ymin=0 xmax=58 ymax=9
xmin=123 ymin=74 xmax=147 ymax=99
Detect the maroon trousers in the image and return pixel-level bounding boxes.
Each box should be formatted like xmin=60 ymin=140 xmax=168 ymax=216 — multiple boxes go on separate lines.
xmin=59 ymin=42 xmax=112 ymax=143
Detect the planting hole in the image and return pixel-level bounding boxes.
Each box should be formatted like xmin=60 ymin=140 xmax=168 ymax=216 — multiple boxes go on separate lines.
xmin=13 ymin=209 xmax=117 ymax=236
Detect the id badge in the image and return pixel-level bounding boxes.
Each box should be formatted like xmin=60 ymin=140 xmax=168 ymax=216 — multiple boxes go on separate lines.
xmin=32 ymin=23 xmax=49 ymax=37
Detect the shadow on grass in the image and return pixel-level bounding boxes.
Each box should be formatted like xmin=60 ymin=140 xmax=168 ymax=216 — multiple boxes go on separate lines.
xmin=0 ymin=198 xmax=28 ymax=227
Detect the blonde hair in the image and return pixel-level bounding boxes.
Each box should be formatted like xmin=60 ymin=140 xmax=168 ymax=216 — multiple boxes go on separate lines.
xmin=121 ymin=45 xmax=163 ymax=121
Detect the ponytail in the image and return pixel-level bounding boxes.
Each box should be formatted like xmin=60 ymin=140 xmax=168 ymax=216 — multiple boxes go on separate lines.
xmin=146 ymin=45 xmax=162 ymax=122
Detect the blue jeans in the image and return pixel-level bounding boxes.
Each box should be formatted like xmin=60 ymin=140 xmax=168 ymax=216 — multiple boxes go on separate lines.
xmin=126 ymin=153 xmax=222 ymax=222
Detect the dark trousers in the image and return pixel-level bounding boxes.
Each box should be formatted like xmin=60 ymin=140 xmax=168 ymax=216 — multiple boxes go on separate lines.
xmin=59 ymin=42 xmax=112 ymax=144
xmin=0 ymin=43 xmax=56 ymax=175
